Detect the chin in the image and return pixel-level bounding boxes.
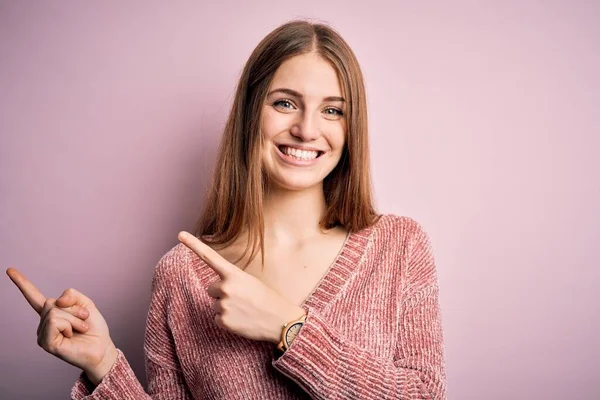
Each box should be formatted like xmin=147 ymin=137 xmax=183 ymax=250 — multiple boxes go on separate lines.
xmin=268 ymin=176 xmax=325 ymax=191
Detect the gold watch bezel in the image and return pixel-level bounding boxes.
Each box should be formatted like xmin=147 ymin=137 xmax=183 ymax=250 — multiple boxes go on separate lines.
xmin=277 ymin=314 xmax=307 ymax=352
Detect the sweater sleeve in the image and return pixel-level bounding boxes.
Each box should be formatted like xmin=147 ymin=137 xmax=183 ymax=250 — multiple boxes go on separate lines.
xmin=70 ymin=253 xmax=194 ymax=399
xmin=271 ymin=219 xmax=447 ymax=400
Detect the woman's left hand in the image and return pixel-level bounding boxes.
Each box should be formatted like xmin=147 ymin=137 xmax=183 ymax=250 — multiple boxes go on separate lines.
xmin=178 ymin=231 xmax=306 ymax=344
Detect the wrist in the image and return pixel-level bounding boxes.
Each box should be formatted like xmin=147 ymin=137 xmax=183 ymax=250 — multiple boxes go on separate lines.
xmin=272 ymin=306 xmax=306 ymax=345
xmin=84 ymin=342 xmax=119 ymax=387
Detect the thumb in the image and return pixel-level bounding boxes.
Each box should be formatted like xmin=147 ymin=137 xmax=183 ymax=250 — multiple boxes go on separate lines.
xmin=56 ymin=288 xmax=95 ymax=309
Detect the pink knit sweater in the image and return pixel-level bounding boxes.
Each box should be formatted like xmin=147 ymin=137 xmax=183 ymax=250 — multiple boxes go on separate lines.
xmin=70 ymin=214 xmax=447 ymax=399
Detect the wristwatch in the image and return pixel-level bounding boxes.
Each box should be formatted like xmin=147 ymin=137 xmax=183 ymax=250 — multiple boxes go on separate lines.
xmin=277 ymin=313 xmax=307 ymax=352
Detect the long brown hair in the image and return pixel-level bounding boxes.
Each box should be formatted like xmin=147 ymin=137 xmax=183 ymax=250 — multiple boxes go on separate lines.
xmin=193 ymin=19 xmax=381 ymax=270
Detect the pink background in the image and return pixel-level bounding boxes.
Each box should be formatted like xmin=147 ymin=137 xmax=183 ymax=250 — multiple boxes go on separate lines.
xmin=1 ymin=1 xmax=598 ymax=399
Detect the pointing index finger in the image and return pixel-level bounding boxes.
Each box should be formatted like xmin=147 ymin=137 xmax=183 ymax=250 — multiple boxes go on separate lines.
xmin=178 ymin=231 xmax=235 ymax=279
xmin=6 ymin=267 xmax=47 ymax=315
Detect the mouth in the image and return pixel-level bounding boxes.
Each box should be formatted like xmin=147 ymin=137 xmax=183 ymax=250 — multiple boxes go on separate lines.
xmin=276 ymin=145 xmax=326 ymax=159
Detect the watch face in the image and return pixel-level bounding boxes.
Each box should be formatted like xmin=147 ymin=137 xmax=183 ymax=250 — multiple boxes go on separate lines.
xmin=285 ymin=322 xmax=303 ymax=344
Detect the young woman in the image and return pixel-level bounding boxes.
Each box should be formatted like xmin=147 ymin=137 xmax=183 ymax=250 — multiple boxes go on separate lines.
xmin=7 ymin=20 xmax=447 ymax=399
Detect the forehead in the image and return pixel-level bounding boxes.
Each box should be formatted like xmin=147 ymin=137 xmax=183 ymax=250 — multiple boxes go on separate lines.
xmin=269 ymin=52 xmax=342 ymax=98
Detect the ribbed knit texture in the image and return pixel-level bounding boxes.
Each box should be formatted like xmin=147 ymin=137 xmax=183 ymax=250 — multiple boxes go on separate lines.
xmin=71 ymin=214 xmax=447 ymax=399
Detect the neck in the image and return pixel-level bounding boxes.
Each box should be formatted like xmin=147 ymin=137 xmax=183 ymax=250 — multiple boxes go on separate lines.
xmin=262 ymin=182 xmax=329 ymax=245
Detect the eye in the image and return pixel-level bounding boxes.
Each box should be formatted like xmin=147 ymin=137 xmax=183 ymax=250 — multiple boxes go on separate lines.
xmin=273 ymin=99 xmax=296 ymax=110
xmin=324 ymin=107 xmax=344 ymax=118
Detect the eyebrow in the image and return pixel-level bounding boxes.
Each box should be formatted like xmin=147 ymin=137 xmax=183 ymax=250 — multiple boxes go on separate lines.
xmin=267 ymin=88 xmax=345 ymax=102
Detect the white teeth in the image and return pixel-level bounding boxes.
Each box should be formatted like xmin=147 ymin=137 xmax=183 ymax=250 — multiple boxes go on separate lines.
xmin=281 ymin=146 xmax=319 ymax=160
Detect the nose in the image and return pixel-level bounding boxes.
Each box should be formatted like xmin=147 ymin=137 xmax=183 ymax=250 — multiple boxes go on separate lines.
xmin=290 ymin=110 xmax=321 ymax=142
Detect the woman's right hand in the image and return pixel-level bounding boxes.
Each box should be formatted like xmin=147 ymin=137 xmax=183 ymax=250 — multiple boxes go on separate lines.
xmin=6 ymin=267 xmax=119 ymax=386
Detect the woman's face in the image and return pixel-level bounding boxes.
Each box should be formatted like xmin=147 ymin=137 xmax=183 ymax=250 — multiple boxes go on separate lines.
xmin=261 ymin=52 xmax=347 ymax=192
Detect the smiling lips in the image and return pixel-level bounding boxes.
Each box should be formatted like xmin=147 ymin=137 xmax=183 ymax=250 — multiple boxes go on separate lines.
xmin=276 ymin=144 xmax=325 ymax=166
xmin=279 ymin=145 xmax=321 ymax=160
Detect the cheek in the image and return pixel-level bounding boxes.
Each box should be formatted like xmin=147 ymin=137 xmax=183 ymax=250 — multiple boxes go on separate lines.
xmin=261 ymin=108 xmax=287 ymax=140
xmin=331 ymin=126 xmax=346 ymax=151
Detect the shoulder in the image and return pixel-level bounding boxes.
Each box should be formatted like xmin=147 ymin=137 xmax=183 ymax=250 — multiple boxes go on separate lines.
xmin=368 ymin=214 xmax=434 ymax=265
xmin=374 ymin=214 xmax=431 ymax=246
xmin=151 ymin=242 xmax=198 ymax=285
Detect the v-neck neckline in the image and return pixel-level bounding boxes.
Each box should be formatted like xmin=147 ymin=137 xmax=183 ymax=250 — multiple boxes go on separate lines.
xmin=298 ymin=220 xmax=375 ymax=311
xmin=197 ymin=216 xmax=382 ymax=311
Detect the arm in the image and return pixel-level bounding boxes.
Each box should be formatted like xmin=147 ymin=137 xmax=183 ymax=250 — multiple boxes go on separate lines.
xmin=71 ymin=349 xmax=192 ymax=399
xmin=71 ymin=255 xmax=194 ymax=400
xmin=271 ymin=219 xmax=447 ymax=399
